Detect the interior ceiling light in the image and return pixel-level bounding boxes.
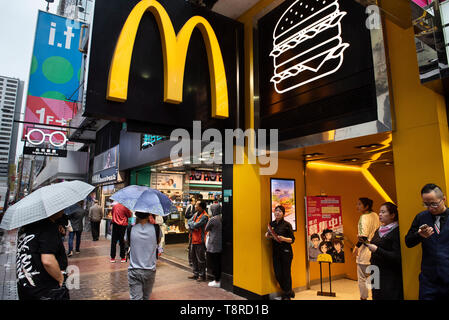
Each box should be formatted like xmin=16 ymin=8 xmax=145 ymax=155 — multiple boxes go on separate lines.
xmin=340 ymin=158 xmax=359 ymax=162
xmin=355 ymin=143 xmax=383 ymax=149
xmin=305 ymin=152 xmax=324 ymax=158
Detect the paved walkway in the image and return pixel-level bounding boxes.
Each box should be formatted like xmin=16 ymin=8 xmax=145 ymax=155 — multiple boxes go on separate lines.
xmin=0 ymin=229 xmax=18 ymax=300
xmin=0 ymin=229 xmax=245 ymax=300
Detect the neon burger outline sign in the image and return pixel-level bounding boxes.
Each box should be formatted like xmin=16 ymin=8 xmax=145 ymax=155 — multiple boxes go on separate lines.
xmin=270 ymin=0 xmax=350 ymax=93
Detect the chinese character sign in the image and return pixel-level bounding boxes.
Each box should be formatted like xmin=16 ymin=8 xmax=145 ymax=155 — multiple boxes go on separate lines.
xmin=306 ymin=196 xmax=344 ymax=263
xmin=23 ymin=11 xmax=83 ymax=139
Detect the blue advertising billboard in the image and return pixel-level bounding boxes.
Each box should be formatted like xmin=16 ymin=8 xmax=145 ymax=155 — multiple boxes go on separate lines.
xmin=24 ymin=11 xmax=85 ymax=140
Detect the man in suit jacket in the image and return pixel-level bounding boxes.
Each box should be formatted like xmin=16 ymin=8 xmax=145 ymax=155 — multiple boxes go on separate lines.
xmin=405 ymin=183 xmax=449 ymax=300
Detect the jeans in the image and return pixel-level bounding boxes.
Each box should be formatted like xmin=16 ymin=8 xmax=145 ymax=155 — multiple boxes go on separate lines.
xmin=68 ymin=231 xmax=82 ymax=253
xmin=128 ymin=268 xmax=156 ymax=300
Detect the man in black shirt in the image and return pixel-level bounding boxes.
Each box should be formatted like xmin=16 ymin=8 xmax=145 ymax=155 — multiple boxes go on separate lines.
xmin=16 ymin=210 xmax=69 ymax=300
xmin=265 ymin=205 xmax=295 ymax=300
xmin=405 ymin=183 xmax=449 ymax=300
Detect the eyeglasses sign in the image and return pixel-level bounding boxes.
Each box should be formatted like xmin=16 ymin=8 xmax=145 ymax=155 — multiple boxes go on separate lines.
xmin=25 ymin=128 xmax=68 ymax=147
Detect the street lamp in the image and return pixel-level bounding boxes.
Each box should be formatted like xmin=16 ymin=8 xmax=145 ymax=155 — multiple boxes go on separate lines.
xmin=45 ymin=0 xmax=54 ymax=12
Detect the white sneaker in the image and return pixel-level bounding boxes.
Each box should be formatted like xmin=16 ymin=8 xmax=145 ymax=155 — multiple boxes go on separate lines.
xmin=208 ymin=281 xmax=221 ymax=288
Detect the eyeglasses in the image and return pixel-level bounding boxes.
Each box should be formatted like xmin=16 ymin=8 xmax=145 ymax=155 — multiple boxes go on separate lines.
xmin=422 ymin=199 xmax=443 ymax=208
xmin=25 ymin=129 xmax=68 ymax=147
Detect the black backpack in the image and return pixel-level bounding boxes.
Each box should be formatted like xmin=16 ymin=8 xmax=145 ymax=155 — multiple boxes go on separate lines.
xmin=125 ymin=223 xmax=161 ymax=262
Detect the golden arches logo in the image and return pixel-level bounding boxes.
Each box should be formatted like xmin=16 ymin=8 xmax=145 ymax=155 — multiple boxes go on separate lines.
xmin=107 ymin=0 xmax=229 ymax=119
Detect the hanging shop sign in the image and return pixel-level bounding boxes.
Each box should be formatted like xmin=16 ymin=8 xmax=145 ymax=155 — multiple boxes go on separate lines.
xmin=258 ymin=0 xmax=385 ymax=142
xmin=305 ymin=196 xmax=344 ymax=263
xmin=23 ymin=128 xmax=68 ymax=157
xmin=84 ymin=0 xmax=243 ymax=135
xmin=270 ymin=179 xmax=297 ymax=231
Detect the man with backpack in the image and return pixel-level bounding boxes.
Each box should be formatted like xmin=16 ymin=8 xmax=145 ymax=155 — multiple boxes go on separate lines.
xmin=125 ymin=211 xmax=161 ymax=300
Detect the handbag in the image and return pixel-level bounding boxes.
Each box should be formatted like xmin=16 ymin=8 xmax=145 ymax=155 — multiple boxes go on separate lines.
xmin=205 ymin=233 xmax=210 ymax=250
xmin=67 ymin=220 xmax=73 ymax=233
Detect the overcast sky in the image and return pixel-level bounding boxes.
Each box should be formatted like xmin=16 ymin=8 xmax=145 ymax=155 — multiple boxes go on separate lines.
xmin=0 ymin=0 xmax=61 ymax=163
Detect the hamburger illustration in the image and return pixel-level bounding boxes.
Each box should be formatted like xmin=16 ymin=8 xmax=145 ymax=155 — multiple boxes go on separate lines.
xmin=270 ymin=0 xmax=350 ymax=93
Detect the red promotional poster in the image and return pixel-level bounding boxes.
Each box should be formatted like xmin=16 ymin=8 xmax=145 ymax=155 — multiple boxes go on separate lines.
xmin=306 ymin=196 xmax=345 ymax=263
xmin=23 ymin=95 xmax=77 ymax=141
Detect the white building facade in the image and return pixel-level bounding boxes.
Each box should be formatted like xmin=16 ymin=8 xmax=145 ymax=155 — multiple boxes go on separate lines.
xmin=0 ymin=76 xmax=23 ymax=210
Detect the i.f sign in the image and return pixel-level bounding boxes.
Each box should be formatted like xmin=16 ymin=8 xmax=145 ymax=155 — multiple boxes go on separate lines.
xmin=366 ymin=5 xmax=381 ymax=30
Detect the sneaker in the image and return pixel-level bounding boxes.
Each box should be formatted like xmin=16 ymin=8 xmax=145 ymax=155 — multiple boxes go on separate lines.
xmin=75 ymin=251 xmax=80 ymax=254
xmin=110 ymin=258 xmax=116 ymax=263
xmin=208 ymin=281 xmax=221 ymax=288
xmin=67 ymin=251 xmax=73 ymax=257
xmin=121 ymin=258 xmax=126 ymax=263
xmin=188 ymin=275 xmax=198 ymax=280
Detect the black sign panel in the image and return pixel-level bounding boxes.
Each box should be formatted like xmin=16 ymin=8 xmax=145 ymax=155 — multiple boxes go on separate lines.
xmin=24 ymin=146 xmax=67 ymax=158
xmin=85 ymin=0 xmax=244 ymax=135
xmin=258 ymin=0 xmax=377 ymax=141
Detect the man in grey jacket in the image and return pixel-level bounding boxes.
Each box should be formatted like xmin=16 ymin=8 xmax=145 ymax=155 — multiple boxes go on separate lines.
xmin=89 ymin=200 xmax=103 ymax=241
xmin=68 ymin=201 xmax=87 ymax=256
xmin=205 ymin=202 xmax=222 ymax=287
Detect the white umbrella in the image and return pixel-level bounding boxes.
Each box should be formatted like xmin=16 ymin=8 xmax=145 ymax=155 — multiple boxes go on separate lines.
xmin=0 ymin=180 xmax=95 ymax=230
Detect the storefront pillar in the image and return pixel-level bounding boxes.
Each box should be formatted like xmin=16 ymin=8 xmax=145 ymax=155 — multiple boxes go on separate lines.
xmin=385 ymin=18 xmax=449 ymax=299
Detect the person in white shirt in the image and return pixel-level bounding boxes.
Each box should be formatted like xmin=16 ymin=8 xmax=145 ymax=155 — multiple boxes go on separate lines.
xmin=352 ymin=197 xmax=380 ymax=300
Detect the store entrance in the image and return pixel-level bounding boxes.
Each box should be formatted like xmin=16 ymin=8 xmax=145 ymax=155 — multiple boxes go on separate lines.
xmin=148 ymin=157 xmax=223 ymax=268
xmin=277 ymin=131 xmax=396 ymax=295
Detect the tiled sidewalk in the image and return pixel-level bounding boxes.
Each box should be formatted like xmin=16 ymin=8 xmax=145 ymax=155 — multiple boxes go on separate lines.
xmin=0 ymin=229 xmax=18 ymax=300
xmin=0 ymin=230 xmax=245 ymax=300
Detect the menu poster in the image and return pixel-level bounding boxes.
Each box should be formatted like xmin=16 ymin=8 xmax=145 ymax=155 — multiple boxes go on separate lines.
xmin=271 ymin=178 xmax=297 ymax=231
xmin=306 ymin=196 xmax=345 ymax=263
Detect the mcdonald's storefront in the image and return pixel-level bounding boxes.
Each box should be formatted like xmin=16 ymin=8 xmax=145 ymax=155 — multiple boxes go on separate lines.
xmin=83 ymin=0 xmax=449 ymax=300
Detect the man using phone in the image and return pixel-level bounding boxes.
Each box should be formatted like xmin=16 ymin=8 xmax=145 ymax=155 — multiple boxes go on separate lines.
xmin=405 ymin=183 xmax=449 ymax=300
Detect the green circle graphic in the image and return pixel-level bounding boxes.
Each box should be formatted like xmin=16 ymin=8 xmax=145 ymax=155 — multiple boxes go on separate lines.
xmin=42 ymin=56 xmax=73 ymax=84
xmin=41 ymin=91 xmax=67 ymax=101
xmin=30 ymin=56 xmax=38 ymax=75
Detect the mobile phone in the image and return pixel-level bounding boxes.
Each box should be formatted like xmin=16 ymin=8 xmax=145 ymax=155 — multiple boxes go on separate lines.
xmin=419 ymin=224 xmax=429 ymax=230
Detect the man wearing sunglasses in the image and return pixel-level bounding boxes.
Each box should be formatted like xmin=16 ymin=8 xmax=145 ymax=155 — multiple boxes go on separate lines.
xmin=405 ymin=183 xmax=449 ymax=300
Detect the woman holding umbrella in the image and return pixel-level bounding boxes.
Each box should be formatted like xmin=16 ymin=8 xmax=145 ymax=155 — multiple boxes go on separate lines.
xmin=0 ymin=180 xmax=95 ymax=300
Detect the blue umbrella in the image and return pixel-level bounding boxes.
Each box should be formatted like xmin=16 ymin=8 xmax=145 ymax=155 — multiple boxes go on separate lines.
xmin=110 ymin=185 xmax=177 ymax=216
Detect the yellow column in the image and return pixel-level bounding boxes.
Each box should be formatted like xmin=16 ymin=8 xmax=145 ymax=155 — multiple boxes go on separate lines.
xmin=232 ymin=0 xmax=277 ymax=295
xmin=385 ymin=19 xmax=449 ymax=299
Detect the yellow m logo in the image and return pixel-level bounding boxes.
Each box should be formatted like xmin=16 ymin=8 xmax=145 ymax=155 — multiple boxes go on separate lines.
xmin=107 ymin=0 xmax=229 ymax=119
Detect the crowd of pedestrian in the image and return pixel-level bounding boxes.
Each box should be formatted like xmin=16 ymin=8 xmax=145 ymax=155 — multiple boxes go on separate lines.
xmin=7 ymin=178 xmax=449 ymax=301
